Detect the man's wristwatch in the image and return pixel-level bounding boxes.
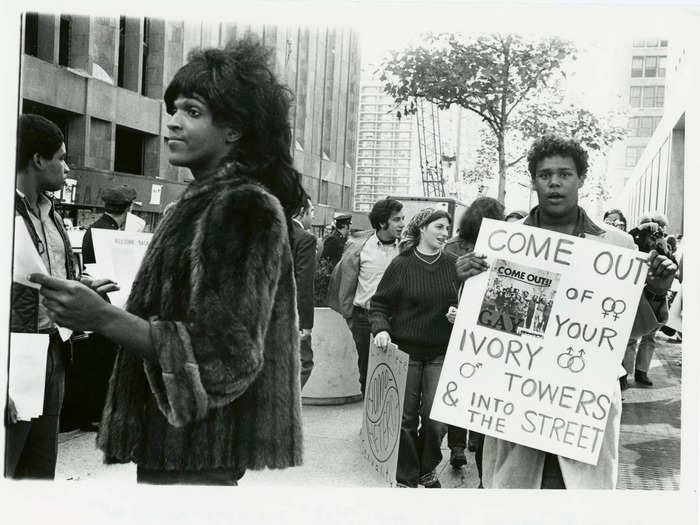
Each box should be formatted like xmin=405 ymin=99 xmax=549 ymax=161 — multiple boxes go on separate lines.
xmin=643 ymin=287 xmax=667 ymax=302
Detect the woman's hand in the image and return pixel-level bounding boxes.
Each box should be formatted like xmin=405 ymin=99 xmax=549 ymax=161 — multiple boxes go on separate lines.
xmin=446 ymin=306 xmax=457 ymax=324
xmin=28 ymin=273 xmax=113 ymax=332
xmin=456 ymin=252 xmax=489 ymax=282
xmin=374 ymin=331 xmax=392 ymax=351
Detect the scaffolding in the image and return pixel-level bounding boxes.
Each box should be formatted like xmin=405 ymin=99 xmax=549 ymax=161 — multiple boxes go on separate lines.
xmin=416 ymin=99 xmax=445 ymax=197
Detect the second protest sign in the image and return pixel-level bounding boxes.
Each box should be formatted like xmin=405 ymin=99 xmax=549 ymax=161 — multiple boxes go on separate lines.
xmin=431 ymin=219 xmax=646 ymax=465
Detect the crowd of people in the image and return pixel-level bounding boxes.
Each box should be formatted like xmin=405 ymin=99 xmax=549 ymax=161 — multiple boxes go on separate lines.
xmin=5 ymin=38 xmax=681 ymax=490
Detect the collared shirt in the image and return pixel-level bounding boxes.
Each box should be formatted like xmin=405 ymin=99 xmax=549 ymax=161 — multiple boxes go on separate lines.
xmin=353 ymin=233 xmax=399 ymax=310
xmin=292 ymin=218 xmax=305 ymax=230
xmin=17 ymin=190 xmax=67 ymax=330
xmin=523 ymin=205 xmax=605 ymax=237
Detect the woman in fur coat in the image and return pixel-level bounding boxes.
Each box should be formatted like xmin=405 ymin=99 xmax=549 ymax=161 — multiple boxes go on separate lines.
xmin=30 ymin=39 xmax=307 ymax=485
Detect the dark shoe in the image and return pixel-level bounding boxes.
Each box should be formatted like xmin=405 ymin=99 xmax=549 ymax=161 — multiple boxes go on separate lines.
xmin=423 ymin=479 xmax=441 ymax=488
xmin=450 ymin=446 xmax=467 ymax=468
xmin=619 ymin=376 xmax=629 ymax=391
xmin=635 ymin=370 xmax=653 ymax=387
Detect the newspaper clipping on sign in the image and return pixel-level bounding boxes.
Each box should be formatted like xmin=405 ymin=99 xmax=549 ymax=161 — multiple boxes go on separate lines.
xmin=361 ymin=341 xmax=408 ymax=486
xmin=430 ymin=219 xmax=647 ymax=465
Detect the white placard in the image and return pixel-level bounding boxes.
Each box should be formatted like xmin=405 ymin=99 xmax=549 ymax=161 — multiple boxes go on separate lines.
xmin=8 ymin=333 xmax=49 ymax=421
xmin=91 ymin=230 xmax=153 ymax=309
xmin=360 ymin=341 xmax=408 ymax=486
xmin=431 ymin=219 xmax=646 ymax=465
xmin=150 ymin=184 xmax=163 ymax=205
xmin=12 ymin=217 xmax=48 ymax=289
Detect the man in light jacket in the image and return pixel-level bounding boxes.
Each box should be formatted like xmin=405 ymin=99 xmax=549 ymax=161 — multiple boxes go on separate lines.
xmin=326 ymin=198 xmax=404 ymax=397
xmin=456 ymin=135 xmax=677 ymax=489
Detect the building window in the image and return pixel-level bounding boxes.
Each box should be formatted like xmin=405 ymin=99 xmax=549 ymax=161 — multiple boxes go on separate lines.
xmin=645 ymin=39 xmax=659 ymax=47
xmin=631 ymin=56 xmax=643 ymax=77
xmin=141 ymin=18 xmax=150 ymax=95
xmin=24 ymin=12 xmax=39 ymax=57
xmin=658 ymin=56 xmax=666 ymax=77
xmin=625 ymin=146 xmax=644 ymax=167
xmin=114 ymin=125 xmax=145 ymax=175
xmin=117 ymin=16 xmax=126 ymax=87
xmin=644 ymin=56 xmax=658 ymax=77
xmin=629 ymin=87 xmax=641 ymax=107
xmin=660 ymin=40 xmax=668 ymax=47
xmin=632 ymin=39 xmax=645 ymax=47
xmin=58 ymin=15 xmax=71 ymax=66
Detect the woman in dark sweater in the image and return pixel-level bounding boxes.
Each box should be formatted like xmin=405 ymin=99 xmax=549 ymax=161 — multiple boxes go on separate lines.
xmin=370 ymin=208 xmax=458 ymax=488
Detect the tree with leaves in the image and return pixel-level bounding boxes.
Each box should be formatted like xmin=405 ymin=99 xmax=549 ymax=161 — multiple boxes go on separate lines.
xmin=380 ymin=33 xmax=623 ymax=203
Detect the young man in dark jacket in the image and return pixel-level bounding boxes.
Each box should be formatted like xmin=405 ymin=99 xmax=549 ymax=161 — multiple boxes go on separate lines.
xmin=6 ymin=115 xmax=77 ymax=479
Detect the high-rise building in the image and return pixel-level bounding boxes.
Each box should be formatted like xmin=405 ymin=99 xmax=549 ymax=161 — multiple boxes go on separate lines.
xmin=354 ymin=83 xmax=414 ymax=212
xmin=612 ymin=36 xmax=692 ymax=235
xmin=19 ymin=13 xmax=360 ymax=232
xmin=606 ymin=38 xmax=669 ymax=198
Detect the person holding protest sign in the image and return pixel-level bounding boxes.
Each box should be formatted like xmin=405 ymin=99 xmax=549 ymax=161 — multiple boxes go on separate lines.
xmin=455 ymin=135 xmax=677 ymax=489
xmin=371 ymin=208 xmax=459 ymax=488
xmin=444 ymin=197 xmax=505 ymax=479
xmin=29 ymin=38 xmax=306 ymax=485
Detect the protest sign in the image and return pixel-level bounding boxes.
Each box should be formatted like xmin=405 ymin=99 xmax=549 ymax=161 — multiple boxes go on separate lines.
xmin=12 ymin=217 xmax=47 ymax=289
xmin=361 ymin=340 xmax=408 ymax=486
xmin=91 ymin=230 xmax=152 ymax=309
xmin=431 ymin=219 xmax=646 ymax=465
xmin=9 ymin=333 xmax=49 ymax=421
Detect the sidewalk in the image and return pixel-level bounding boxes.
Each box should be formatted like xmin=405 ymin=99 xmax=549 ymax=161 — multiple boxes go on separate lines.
xmin=55 ymin=335 xmax=681 ymax=489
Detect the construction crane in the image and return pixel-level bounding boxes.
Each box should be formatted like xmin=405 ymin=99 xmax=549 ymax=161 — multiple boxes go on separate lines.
xmin=415 ymin=99 xmax=446 ymax=197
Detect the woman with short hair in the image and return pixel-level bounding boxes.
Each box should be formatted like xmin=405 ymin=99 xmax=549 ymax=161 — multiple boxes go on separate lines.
xmin=370 ymin=208 xmax=459 ymax=488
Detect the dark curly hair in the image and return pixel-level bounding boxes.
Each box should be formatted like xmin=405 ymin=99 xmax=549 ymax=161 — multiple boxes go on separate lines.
xmin=459 ymin=197 xmax=505 ymax=245
xmin=164 ymin=38 xmax=307 ymax=219
xmin=369 ymin=198 xmax=403 ymax=230
xmin=17 ymin=114 xmax=64 ymax=170
xmin=527 ymin=134 xmax=589 ymax=179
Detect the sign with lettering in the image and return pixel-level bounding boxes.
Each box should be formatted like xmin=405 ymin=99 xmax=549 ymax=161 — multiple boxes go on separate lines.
xmin=431 ymin=219 xmax=646 ymax=465
xmin=90 ymin=230 xmax=152 ymax=309
xmin=361 ymin=340 xmax=408 ymax=486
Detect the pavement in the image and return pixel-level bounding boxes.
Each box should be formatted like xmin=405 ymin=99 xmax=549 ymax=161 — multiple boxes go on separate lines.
xmin=55 ymin=333 xmax=681 ymax=489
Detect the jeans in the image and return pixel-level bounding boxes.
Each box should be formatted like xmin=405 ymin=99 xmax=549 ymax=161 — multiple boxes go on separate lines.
xmin=299 ymin=335 xmax=314 ymax=389
xmin=5 ymin=331 xmax=66 ymax=479
xmin=623 ymin=329 xmax=657 ymax=375
xmin=349 ymin=307 xmax=371 ymax=397
xmin=137 ymin=466 xmax=245 ymax=485
xmin=447 ymin=425 xmax=467 ymax=450
xmin=397 ymin=353 xmax=448 ymax=487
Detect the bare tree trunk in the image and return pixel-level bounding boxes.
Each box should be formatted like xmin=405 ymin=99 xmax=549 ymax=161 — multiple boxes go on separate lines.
xmin=497 ymin=134 xmax=507 ymax=204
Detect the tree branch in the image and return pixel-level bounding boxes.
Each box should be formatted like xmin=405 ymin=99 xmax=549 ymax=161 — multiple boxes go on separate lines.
xmin=506 ymin=153 xmax=526 ymax=168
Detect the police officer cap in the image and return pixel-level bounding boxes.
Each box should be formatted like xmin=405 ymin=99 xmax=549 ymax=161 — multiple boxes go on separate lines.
xmin=333 ymin=212 xmax=352 ymax=221
xmin=102 ymin=185 xmax=137 ymax=206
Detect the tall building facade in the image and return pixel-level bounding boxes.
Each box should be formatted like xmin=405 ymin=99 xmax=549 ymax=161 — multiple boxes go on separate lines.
xmin=606 ymin=38 xmax=669 ymax=199
xmin=354 ymin=83 xmax=413 ymax=212
xmin=613 ymin=36 xmax=692 ymax=236
xmin=19 ymin=13 xmax=360 ymax=231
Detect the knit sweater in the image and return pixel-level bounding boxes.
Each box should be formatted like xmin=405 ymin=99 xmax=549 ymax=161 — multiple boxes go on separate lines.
xmin=369 ymin=248 xmax=459 ymax=359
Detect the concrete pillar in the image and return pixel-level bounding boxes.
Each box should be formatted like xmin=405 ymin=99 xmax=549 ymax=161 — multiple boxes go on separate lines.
xmin=91 ymin=17 xmax=119 ymax=83
xmin=121 ymin=17 xmax=143 ymax=91
xmin=37 ymin=14 xmax=59 ymax=64
xmin=69 ymin=15 xmax=92 ymax=73
xmin=87 ymin=118 xmax=113 ymax=170
xmin=667 ymin=128 xmax=684 ymax=234
xmin=65 ymin=115 xmax=90 ymax=167
xmin=143 ymin=18 xmax=165 ymax=99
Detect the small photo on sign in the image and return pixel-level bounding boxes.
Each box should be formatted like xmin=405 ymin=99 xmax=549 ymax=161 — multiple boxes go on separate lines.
xmin=478 ymin=259 xmax=561 ymax=338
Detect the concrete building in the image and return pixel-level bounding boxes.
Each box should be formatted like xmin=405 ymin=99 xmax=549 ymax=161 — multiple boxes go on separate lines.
xmin=612 ymin=36 xmax=693 ymax=236
xmin=353 ymin=82 xmax=414 ymax=212
xmin=20 ymin=13 xmax=361 ymax=232
xmin=605 ymin=38 xmax=669 ymax=200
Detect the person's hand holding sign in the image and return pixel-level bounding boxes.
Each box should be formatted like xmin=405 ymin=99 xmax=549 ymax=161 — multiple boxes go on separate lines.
xmin=374 ymin=330 xmax=392 ymax=352
xmin=456 ymin=252 xmax=489 ymax=282
xmin=79 ymin=275 xmax=120 ymax=298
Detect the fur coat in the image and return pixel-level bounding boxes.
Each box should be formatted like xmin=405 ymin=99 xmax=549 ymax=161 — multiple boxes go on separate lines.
xmin=96 ymin=164 xmax=303 ymax=472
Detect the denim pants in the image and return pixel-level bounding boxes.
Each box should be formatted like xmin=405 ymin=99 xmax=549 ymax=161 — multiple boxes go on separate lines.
xmin=299 ymin=335 xmax=314 ymax=389
xmin=447 ymin=425 xmax=467 ymax=450
xmin=397 ymin=353 xmax=448 ymax=487
xmin=5 ymin=331 xmax=66 ymax=479
xmin=623 ymin=329 xmax=657 ymax=375
xmin=349 ymin=307 xmax=371 ymax=397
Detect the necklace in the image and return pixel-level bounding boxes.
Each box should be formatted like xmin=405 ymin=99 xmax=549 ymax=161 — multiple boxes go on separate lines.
xmin=414 ymin=249 xmax=441 ymax=265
